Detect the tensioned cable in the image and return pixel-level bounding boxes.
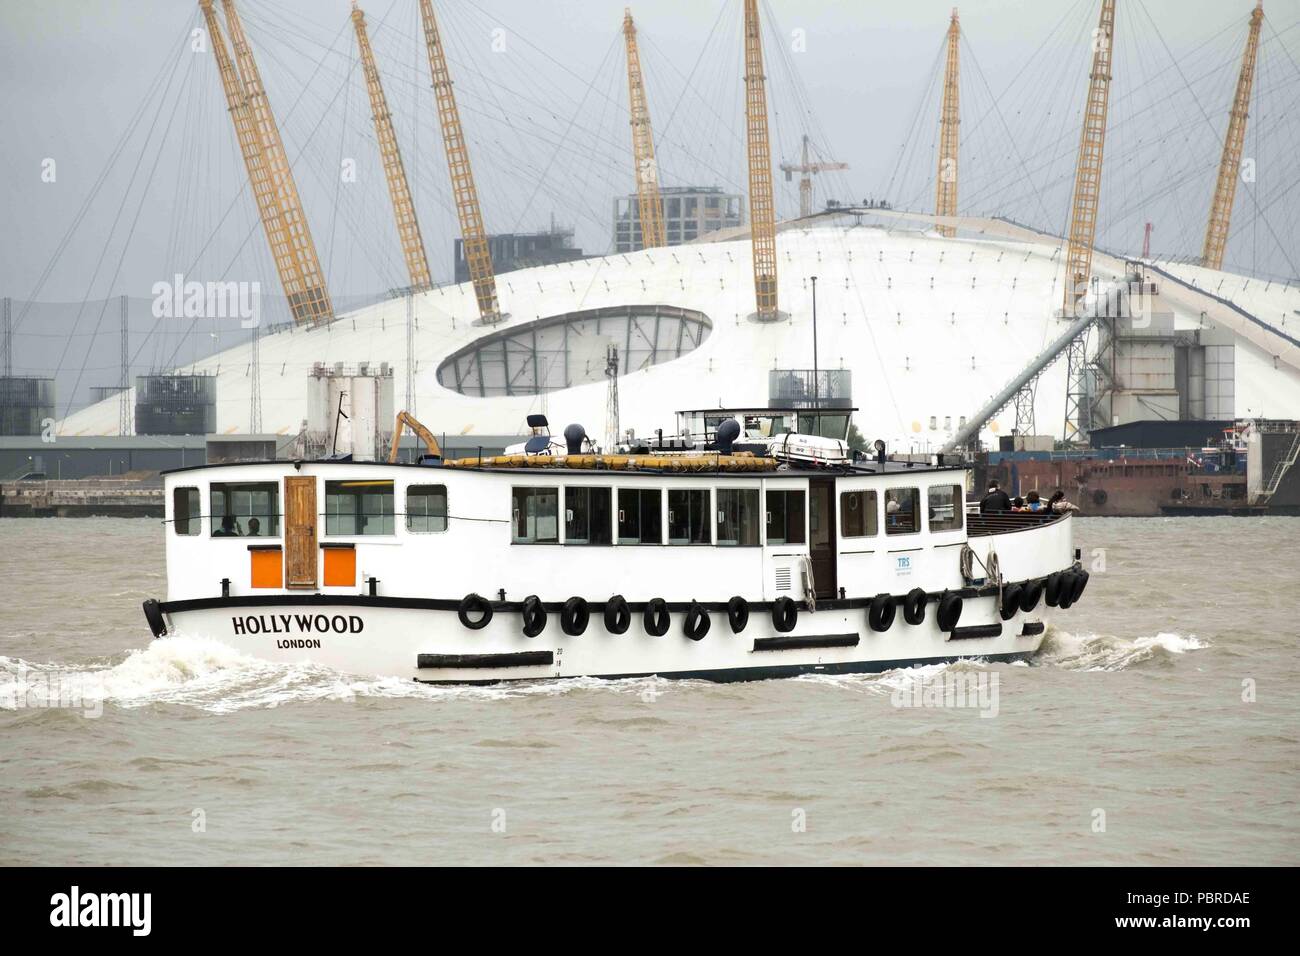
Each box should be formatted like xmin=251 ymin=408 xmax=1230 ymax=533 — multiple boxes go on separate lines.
xmin=11 ymin=12 xmax=196 ymax=334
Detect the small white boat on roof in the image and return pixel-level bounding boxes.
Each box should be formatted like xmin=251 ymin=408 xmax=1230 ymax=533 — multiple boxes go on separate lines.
xmin=142 ymin=406 xmax=1089 ymax=684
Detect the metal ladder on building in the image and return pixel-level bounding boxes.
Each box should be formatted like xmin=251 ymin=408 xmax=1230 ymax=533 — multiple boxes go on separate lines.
xmin=1261 ymin=431 xmax=1300 ymax=503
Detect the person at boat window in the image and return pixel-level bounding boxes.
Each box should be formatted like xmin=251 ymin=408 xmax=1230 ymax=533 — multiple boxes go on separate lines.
xmin=885 ymin=489 xmax=918 ymax=534
xmin=246 ymin=517 xmax=261 ymax=537
xmin=979 ymin=480 xmax=1011 ymax=513
xmin=214 ymin=515 xmax=240 ymax=537
xmin=1049 ymin=489 xmax=1080 ymax=514
xmin=1025 ymin=490 xmax=1046 ymax=512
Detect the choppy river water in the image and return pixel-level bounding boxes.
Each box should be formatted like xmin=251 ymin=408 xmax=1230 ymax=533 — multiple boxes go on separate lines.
xmin=1 ymin=516 xmax=1296 ymax=865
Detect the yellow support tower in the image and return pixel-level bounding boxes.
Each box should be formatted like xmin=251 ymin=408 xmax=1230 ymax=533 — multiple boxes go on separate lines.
xmin=1062 ymin=0 xmax=1116 ymax=317
xmin=1202 ymin=1 xmax=1264 ymax=271
xmin=352 ymin=2 xmax=432 ymax=291
xmin=199 ymin=0 xmax=290 ymax=303
xmin=418 ymin=0 xmax=502 ymax=324
xmin=935 ymin=8 xmax=960 ymax=238
xmin=742 ymin=0 xmax=779 ymax=320
xmin=622 ymin=9 xmax=666 ymax=250
xmin=219 ymin=0 xmax=333 ymax=325
xmin=1061 ymin=0 xmax=1117 ymax=445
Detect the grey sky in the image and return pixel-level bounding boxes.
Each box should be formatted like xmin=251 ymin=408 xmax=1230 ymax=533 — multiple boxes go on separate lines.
xmin=1 ymin=0 xmax=1297 ymax=322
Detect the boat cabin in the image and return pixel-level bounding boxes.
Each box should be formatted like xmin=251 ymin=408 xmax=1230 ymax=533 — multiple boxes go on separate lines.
xmin=159 ymin=445 xmax=1057 ymax=613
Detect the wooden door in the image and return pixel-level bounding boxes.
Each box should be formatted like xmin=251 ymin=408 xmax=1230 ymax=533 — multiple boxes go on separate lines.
xmin=284 ymin=476 xmax=318 ymax=589
xmin=809 ymin=478 xmax=838 ymax=600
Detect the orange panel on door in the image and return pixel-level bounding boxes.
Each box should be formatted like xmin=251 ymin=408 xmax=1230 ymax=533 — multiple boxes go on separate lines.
xmin=250 ymin=548 xmax=283 ymax=588
xmin=322 ymin=547 xmax=356 ymax=587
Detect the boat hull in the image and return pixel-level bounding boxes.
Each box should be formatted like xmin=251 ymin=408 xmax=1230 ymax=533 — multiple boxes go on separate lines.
xmin=155 ymin=594 xmax=1049 ymax=683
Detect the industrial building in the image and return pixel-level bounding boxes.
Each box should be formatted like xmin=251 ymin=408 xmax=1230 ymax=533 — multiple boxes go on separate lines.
xmin=613 ymin=187 xmax=745 ymax=253
xmin=0 ymin=377 xmax=54 ymax=437
xmin=134 ymin=374 xmax=217 ymax=436
xmin=453 ymin=227 xmax=586 ymax=285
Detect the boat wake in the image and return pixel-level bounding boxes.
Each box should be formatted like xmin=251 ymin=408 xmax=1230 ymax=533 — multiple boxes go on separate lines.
xmin=1036 ymin=627 xmax=1206 ymax=672
xmin=0 ymin=636 xmax=670 ymax=715
xmin=790 ymin=626 xmax=1207 ymax=692
xmin=0 ymin=625 xmax=1208 ymax=716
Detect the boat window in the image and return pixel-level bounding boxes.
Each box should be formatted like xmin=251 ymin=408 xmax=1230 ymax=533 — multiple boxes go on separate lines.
xmin=325 ymin=480 xmax=395 ymax=536
xmin=407 ymin=484 xmax=448 ymax=533
xmin=565 ymin=487 xmax=612 ymax=545
xmin=884 ymin=487 xmax=919 ymax=535
xmin=618 ymin=488 xmax=662 ymax=545
xmin=173 ymin=487 xmax=201 ymax=536
xmin=512 ymin=486 xmax=559 ymax=544
xmin=928 ymin=484 xmax=963 ymax=532
xmin=210 ymin=482 xmax=279 ymax=537
xmin=841 ymin=489 xmax=878 ymax=537
xmin=668 ymin=488 xmax=711 ymax=545
xmin=765 ymin=489 xmax=806 ymax=545
xmin=717 ymin=488 xmax=760 ymax=547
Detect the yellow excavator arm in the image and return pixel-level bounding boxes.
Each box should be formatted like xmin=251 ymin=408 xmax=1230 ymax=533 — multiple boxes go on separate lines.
xmin=388 ymin=410 xmax=442 ymax=463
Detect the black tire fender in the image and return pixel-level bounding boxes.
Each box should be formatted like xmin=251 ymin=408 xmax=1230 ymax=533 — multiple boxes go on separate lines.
xmin=772 ymin=596 xmax=798 ymax=633
xmin=604 ymin=595 xmax=631 ymax=635
xmin=1000 ymin=583 xmax=1023 ymax=621
xmin=1018 ymin=578 xmax=1044 ymax=613
xmin=903 ymin=587 xmax=927 ymax=626
xmin=1070 ymin=568 xmax=1089 ymax=602
xmin=1045 ymin=571 xmax=1065 ymax=607
xmin=868 ymin=593 xmax=896 ymax=632
xmin=726 ymin=596 xmax=749 ymax=634
xmin=643 ymin=598 xmax=670 ymax=637
xmin=937 ymin=591 xmax=964 ymax=632
xmin=521 ymin=594 xmax=547 ymax=638
xmin=458 ymin=593 xmax=493 ymax=630
xmin=561 ymin=596 xmax=590 ymax=636
xmin=683 ymin=601 xmax=710 ymax=641
xmin=1057 ymin=572 xmax=1077 ymax=610
xmin=142 ymin=599 xmax=167 ymax=638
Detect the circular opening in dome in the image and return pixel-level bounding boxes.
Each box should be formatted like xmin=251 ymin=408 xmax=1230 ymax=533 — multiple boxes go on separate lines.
xmin=436 ymin=304 xmax=712 ymax=396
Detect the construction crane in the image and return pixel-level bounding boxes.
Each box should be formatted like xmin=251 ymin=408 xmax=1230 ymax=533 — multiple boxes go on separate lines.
xmin=418 ymin=0 xmax=502 ymax=324
xmin=934 ymin=8 xmax=960 ymax=238
xmin=207 ymin=0 xmax=333 ymax=325
xmin=742 ymin=0 xmax=779 ymax=320
xmin=1060 ymin=0 xmax=1116 ymax=445
xmin=1202 ymin=0 xmax=1264 ymax=271
xmin=622 ymin=9 xmax=666 ymax=250
xmin=780 ymin=134 xmax=848 ymax=219
xmin=352 ymin=1 xmax=432 ymax=291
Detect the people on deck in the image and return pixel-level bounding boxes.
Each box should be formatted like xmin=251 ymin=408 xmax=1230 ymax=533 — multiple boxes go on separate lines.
xmin=1024 ymin=490 xmax=1045 ymax=512
xmin=1049 ymin=490 xmax=1080 ymax=514
xmin=1011 ymin=496 xmax=1027 ymax=512
xmin=979 ymin=480 xmax=1011 ymax=513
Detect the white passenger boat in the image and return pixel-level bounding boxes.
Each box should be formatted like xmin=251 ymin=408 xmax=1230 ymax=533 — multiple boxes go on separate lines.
xmin=142 ymin=408 xmax=1088 ymax=684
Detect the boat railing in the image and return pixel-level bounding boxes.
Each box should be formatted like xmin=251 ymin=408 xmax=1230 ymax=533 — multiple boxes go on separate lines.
xmin=966 ymin=511 xmax=1062 ymax=536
